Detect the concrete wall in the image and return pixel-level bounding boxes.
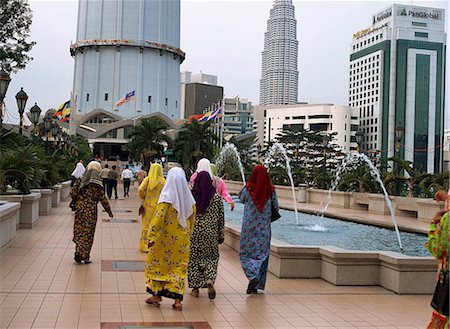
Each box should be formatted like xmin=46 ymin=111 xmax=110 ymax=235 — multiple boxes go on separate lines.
xmin=0 ymin=201 xmax=20 ymax=248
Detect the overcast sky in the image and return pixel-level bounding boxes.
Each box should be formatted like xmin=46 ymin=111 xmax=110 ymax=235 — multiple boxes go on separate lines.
xmin=3 ymin=0 xmax=448 ymax=126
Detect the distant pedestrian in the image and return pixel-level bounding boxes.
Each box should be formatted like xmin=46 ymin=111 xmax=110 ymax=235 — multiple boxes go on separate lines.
xmin=121 ymin=165 xmax=133 ymax=197
xmin=69 ymin=160 xmax=86 ymax=211
xmin=107 ymin=165 xmax=119 ymax=199
xmin=71 ymin=161 xmax=113 ymax=264
xmin=144 ymin=167 xmax=196 ymax=311
xmin=189 ymin=158 xmax=211 ymax=188
xmin=137 ymin=163 xmax=165 ymax=252
xmin=136 ymin=166 xmax=147 ymax=186
xmin=239 ymin=165 xmax=279 ymax=294
xmin=100 ymin=164 xmax=110 ymax=195
xmin=188 ymin=171 xmax=224 ymax=299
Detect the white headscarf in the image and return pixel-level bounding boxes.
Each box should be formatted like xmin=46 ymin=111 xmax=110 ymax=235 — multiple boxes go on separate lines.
xmin=196 ymin=158 xmax=212 ymax=176
xmin=71 ymin=161 xmax=86 ymax=179
xmin=158 ymin=167 xmax=196 ymax=228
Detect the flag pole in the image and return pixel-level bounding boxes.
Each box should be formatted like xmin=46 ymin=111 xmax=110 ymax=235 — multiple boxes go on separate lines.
xmin=69 ymin=91 xmax=76 ymax=135
xmin=219 ymin=98 xmax=224 ymax=149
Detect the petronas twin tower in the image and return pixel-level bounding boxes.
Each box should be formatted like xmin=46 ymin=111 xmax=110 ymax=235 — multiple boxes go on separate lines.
xmin=260 ymin=0 xmax=299 ymax=106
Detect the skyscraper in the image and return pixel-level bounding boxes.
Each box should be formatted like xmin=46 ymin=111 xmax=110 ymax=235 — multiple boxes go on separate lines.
xmin=349 ymin=4 xmax=446 ymax=173
xmin=259 ymin=0 xmax=299 ymax=106
xmin=71 ymin=0 xmax=184 ymax=120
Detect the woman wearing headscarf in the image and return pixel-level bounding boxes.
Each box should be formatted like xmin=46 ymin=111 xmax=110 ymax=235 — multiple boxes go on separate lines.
xmin=239 ymin=165 xmax=278 ymax=294
xmin=69 ymin=160 xmax=86 ymax=211
xmin=188 ymin=171 xmax=224 ymax=299
xmin=72 ymin=161 xmax=113 ymax=264
xmin=144 ymin=167 xmax=196 ymax=311
xmin=189 ymin=158 xmax=212 ymax=188
xmin=210 ymin=163 xmax=235 ymax=211
xmin=138 ymin=163 xmax=165 ymax=252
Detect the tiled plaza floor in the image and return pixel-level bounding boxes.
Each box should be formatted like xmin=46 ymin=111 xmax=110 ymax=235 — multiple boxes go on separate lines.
xmin=0 ymin=185 xmax=433 ymax=329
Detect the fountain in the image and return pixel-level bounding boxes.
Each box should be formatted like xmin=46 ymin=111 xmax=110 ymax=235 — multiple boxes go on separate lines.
xmin=216 ymin=142 xmax=246 ymax=184
xmin=320 ymin=152 xmax=403 ymax=250
xmin=265 ymin=142 xmax=299 ymax=224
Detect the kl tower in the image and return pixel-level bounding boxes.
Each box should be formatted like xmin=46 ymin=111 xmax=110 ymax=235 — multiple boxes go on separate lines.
xmin=70 ymin=0 xmax=184 ymax=120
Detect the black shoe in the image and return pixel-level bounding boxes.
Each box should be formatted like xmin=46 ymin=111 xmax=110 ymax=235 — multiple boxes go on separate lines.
xmin=246 ymin=279 xmax=258 ymax=294
xmin=74 ymin=252 xmax=82 ymax=264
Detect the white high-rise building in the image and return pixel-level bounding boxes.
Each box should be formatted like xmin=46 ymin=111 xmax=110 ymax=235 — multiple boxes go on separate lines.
xmin=259 ymin=0 xmax=299 ymax=106
xmin=71 ymin=0 xmax=184 ymax=120
xmin=349 ymin=4 xmax=446 ymax=173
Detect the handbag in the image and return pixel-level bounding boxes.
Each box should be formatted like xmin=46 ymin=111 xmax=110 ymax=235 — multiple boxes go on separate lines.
xmin=431 ymin=268 xmax=449 ymax=316
xmin=271 ymin=203 xmax=281 ymax=223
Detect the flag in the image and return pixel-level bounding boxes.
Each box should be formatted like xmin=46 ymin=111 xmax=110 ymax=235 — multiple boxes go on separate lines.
xmin=60 ymin=107 xmax=71 ymax=122
xmin=115 ymin=90 xmax=136 ymax=107
xmin=53 ymin=100 xmax=71 ymax=118
xmin=198 ymin=110 xmax=212 ymax=123
xmin=209 ymin=106 xmax=222 ymax=121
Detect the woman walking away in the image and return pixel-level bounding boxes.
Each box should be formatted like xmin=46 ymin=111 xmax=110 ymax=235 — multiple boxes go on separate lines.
xmin=189 ymin=158 xmax=212 ymax=188
xmin=210 ymin=163 xmax=235 ymax=211
xmin=425 ymin=190 xmax=449 ymax=329
xmin=188 ymin=171 xmax=224 ymax=299
xmin=72 ymin=161 xmax=113 ymax=264
xmin=69 ymin=160 xmax=86 ymax=211
xmin=239 ymin=165 xmax=278 ymax=294
xmin=145 ymin=167 xmax=196 ymax=311
xmin=138 ymin=163 xmax=165 ymax=252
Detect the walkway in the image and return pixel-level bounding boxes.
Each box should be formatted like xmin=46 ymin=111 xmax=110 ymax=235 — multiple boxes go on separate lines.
xmin=0 ymin=185 xmax=433 ymax=329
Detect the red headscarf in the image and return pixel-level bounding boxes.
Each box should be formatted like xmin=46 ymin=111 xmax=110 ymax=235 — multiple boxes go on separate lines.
xmin=245 ymin=165 xmax=275 ymax=212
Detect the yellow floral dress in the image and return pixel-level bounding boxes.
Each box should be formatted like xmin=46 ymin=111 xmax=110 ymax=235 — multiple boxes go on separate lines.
xmin=138 ymin=173 xmax=164 ymax=252
xmin=145 ymin=202 xmax=196 ymax=300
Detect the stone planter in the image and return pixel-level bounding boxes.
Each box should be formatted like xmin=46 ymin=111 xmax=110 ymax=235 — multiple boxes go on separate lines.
xmin=368 ymin=194 xmax=392 ymax=215
xmin=0 ymin=192 xmax=41 ymax=229
xmin=52 ymin=184 xmax=62 ymax=207
xmin=298 ymin=184 xmax=307 ymax=203
xmin=308 ymin=189 xmax=351 ymax=208
xmin=0 ymin=201 xmax=20 ymax=248
xmin=0 ymin=195 xmax=23 ymax=228
xmin=416 ymin=199 xmax=445 ymax=222
xmin=60 ymin=180 xmax=72 ymax=200
xmin=31 ymin=189 xmax=52 ymax=216
xmin=19 ymin=192 xmax=41 ymax=229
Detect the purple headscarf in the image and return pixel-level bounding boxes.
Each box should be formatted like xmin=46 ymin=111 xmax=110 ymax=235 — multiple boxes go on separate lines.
xmin=192 ymin=171 xmax=216 ymax=214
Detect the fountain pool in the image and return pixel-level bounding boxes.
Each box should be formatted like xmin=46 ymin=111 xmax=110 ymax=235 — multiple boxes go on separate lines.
xmin=224 ymin=197 xmax=429 ymax=257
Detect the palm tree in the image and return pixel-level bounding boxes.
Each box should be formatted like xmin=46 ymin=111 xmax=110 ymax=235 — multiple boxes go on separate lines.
xmin=337 ymin=164 xmax=379 ymax=193
xmin=128 ymin=118 xmax=171 ymax=169
xmin=173 ymin=120 xmax=218 ymax=173
xmin=383 ymin=157 xmax=431 ymax=197
xmin=419 ymin=171 xmax=449 ymax=198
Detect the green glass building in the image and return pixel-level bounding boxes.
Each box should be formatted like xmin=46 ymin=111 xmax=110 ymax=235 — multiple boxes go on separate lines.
xmin=349 ymin=4 xmax=446 ymax=173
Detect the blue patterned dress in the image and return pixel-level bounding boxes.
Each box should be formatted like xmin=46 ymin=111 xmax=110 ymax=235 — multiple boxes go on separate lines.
xmin=239 ymin=187 xmax=278 ymax=290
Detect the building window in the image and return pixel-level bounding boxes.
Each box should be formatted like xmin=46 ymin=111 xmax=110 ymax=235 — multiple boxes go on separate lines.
xmin=412 ymin=22 xmax=427 ymax=27
xmin=415 ymin=32 xmax=428 ymax=38
xmin=165 ymin=98 xmax=168 ymax=106
xmin=86 ymin=94 xmax=90 ymax=102
xmin=175 ymin=100 xmax=178 ymax=108
xmin=104 ymin=93 xmax=108 ymax=101
xmin=148 ymin=96 xmax=152 ymax=103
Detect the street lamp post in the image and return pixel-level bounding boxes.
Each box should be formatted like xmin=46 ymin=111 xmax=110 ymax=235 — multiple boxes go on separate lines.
xmin=43 ymin=111 xmax=54 ymax=155
xmin=15 ymin=87 xmax=28 ymax=135
xmin=355 ymin=130 xmax=364 ymax=153
xmin=0 ymin=69 xmax=11 ymax=129
xmin=29 ymin=103 xmax=41 ymax=129
xmin=394 ymin=124 xmax=405 ymax=154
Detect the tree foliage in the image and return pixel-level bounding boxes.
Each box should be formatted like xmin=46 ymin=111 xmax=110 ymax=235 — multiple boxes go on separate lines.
xmin=127 ymin=118 xmax=171 ymax=170
xmin=0 ymin=0 xmax=36 ymax=73
xmin=173 ymin=120 xmax=217 ymax=174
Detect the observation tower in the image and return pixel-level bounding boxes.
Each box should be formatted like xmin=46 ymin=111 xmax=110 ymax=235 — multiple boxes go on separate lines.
xmin=71 ymin=0 xmax=184 ymax=120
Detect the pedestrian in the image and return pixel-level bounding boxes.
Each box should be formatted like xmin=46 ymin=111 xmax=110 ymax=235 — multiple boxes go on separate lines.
xmin=138 ymin=163 xmax=165 ymax=252
xmin=188 ymin=171 xmax=224 ymax=299
xmin=71 ymin=160 xmax=85 ymax=186
xmin=69 ymin=160 xmax=86 ymax=211
xmin=137 ymin=166 xmax=148 ymax=186
xmin=100 ymin=164 xmax=110 ymax=195
xmin=107 ymin=165 xmax=119 ymax=199
xmin=189 ymin=158 xmax=212 ymax=188
xmin=144 ymin=167 xmax=196 ymax=311
xmin=210 ymin=163 xmax=235 ymax=211
xmin=71 ymin=161 xmax=113 ymax=264
xmin=425 ymin=189 xmax=449 ymax=329
xmin=239 ymin=165 xmax=279 ymax=294
xmin=121 ymin=165 xmax=133 ymax=197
